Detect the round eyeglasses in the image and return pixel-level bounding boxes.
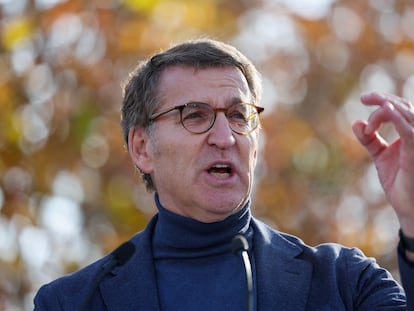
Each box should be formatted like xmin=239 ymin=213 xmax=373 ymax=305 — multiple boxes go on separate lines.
xmin=149 ymin=102 xmax=264 ymax=135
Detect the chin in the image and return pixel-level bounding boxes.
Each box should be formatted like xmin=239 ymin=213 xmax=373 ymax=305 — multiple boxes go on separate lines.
xmin=206 ymin=195 xmax=246 ymax=212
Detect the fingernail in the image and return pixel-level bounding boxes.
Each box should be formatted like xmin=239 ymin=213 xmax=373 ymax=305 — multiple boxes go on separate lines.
xmin=385 ymin=101 xmax=395 ymax=110
xmin=364 ymin=124 xmax=372 ymax=135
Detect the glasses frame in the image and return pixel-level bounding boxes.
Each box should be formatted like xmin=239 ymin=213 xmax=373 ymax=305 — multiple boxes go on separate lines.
xmin=149 ymin=102 xmax=264 ymax=135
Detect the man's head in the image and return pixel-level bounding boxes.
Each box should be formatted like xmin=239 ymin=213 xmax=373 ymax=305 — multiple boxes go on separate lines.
xmin=121 ymin=38 xmax=263 ymax=222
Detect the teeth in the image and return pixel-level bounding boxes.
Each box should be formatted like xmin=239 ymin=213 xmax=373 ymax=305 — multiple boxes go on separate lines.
xmin=209 ymin=164 xmax=231 ymax=178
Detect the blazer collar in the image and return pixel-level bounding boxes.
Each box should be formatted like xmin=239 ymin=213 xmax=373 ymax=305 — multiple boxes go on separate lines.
xmin=100 ymin=215 xmax=161 ymax=311
xmin=252 ymin=219 xmax=312 ymax=311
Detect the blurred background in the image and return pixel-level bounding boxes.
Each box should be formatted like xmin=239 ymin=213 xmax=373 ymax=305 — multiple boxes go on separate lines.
xmin=1 ymin=0 xmax=414 ymax=309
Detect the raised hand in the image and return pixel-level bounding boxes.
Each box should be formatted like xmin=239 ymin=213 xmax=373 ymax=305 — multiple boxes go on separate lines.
xmin=352 ymin=92 xmax=414 ymax=244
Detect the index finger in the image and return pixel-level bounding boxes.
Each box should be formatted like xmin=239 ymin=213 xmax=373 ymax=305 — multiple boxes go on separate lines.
xmin=361 ymin=92 xmax=412 ymax=109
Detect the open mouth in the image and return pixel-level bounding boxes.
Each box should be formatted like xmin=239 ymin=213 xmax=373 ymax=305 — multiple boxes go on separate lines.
xmin=207 ymin=164 xmax=232 ymax=179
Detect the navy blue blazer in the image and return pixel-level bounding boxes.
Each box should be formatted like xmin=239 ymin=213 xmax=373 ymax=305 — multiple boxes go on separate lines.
xmin=34 ymin=215 xmax=412 ymax=310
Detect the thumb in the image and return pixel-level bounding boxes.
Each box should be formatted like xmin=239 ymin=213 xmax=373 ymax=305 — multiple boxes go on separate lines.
xmin=352 ymin=120 xmax=386 ymax=159
xmin=352 ymin=120 xmax=369 ymax=145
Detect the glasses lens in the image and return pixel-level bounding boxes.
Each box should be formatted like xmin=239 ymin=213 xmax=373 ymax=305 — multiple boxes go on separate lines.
xmin=181 ymin=103 xmax=214 ymax=133
xmin=227 ymin=103 xmax=258 ymax=134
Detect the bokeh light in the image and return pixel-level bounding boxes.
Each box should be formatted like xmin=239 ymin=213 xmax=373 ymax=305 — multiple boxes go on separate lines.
xmin=1 ymin=0 xmax=413 ymax=309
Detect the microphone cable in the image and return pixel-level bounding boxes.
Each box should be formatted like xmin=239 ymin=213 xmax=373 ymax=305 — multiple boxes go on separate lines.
xmin=232 ymin=234 xmax=253 ymax=311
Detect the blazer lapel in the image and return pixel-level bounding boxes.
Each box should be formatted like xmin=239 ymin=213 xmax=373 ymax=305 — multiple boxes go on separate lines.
xmin=96 ymin=215 xmax=313 ymax=310
xmin=100 ymin=216 xmax=161 ymax=311
xmin=252 ymin=219 xmax=312 ymax=311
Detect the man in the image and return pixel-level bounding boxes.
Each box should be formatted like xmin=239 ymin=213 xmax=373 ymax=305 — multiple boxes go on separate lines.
xmin=34 ymin=39 xmax=414 ymax=310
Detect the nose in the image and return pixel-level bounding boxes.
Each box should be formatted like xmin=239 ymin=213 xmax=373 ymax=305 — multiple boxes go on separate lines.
xmin=207 ymin=113 xmax=236 ymax=148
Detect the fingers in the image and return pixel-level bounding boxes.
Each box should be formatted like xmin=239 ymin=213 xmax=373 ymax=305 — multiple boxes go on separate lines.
xmin=361 ymin=92 xmax=412 ymax=110
xmin=352 ymin=120 xmax=388 ymax=159
xmin=364 ymin=102 xmax=395 ymax=135
xmin=361 ymin=92 xmax=414 ymax=141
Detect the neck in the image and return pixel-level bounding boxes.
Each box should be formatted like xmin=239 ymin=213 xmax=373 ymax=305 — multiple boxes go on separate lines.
xmin=155 ymin=193 xmax=250 ymax=223
xmin=153 ymin=193 xmax=251 ymax=256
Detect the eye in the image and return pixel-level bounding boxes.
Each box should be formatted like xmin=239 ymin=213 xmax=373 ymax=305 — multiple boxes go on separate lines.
xmin=182 ymin=104 xmax=211 ymax=122
xmin=228 ymin=105 xmax=249 ymax=122
xmin=229 ymin=111 xmax=247 ymax=120
xmin=183 ymin=110 xmax=204 ymax=120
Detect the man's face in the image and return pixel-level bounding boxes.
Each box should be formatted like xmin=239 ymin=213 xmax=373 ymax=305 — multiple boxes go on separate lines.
xmin=129 ymin=65 xmax=260 ymax=223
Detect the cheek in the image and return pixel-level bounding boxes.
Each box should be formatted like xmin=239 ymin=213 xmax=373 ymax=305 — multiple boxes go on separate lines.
xmin=147 ymin=130 xmax=160 ymax=157
xmin=246 ymin=135 xmax=259 ymax=167
xmin=152 ymin=138 xmax=190 ymax=176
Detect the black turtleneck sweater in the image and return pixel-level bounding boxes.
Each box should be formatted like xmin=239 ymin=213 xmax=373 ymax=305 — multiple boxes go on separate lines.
xmin=152 ymin=195 xmax=255 ymax=311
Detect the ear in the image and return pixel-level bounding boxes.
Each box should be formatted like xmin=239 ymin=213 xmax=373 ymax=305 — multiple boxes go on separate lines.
xmin=128 ymin=126 xmax=154 ymax=174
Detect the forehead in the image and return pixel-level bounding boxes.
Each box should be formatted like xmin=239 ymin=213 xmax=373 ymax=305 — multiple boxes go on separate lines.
xmin=157 ymin=65 xmax=251 ymax=105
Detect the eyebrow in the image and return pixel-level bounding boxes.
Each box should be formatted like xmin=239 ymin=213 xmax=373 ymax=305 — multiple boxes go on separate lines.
xmin=182 ymin=97 xmax=249 ymax=107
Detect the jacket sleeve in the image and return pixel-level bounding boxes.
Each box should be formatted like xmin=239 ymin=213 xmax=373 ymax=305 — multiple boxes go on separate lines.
xmin=398 ymin=244 xmax=414 ymax=311
xmin=335 ymin=246 xmax=406 ymax=310
xmin=300 ymin=242 xmax=407 ymax=310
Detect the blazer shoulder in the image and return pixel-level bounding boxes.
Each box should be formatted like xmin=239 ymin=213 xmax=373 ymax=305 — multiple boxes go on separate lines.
xmin=34 ymin=216 xmax=157 ymax=310
xmin=253 ymin=217 xmax=372 ymax=263
xmin=252 ymin=218 xmax=405 ymax=308
xmin=34 ymin=253 xmax=110 ymax=310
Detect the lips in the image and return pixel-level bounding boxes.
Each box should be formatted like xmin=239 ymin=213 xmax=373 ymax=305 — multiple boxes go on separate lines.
xmin=207 ymin=163 xmax=233 ymax=179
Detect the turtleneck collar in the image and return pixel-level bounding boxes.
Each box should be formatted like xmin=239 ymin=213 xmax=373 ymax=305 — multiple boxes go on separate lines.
xmin=152 ymin=193 xmax=252 ymax=258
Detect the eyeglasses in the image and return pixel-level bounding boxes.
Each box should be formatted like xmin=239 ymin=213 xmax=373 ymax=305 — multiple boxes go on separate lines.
xmin=149 ymin=102 xmax=264 ymax=135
